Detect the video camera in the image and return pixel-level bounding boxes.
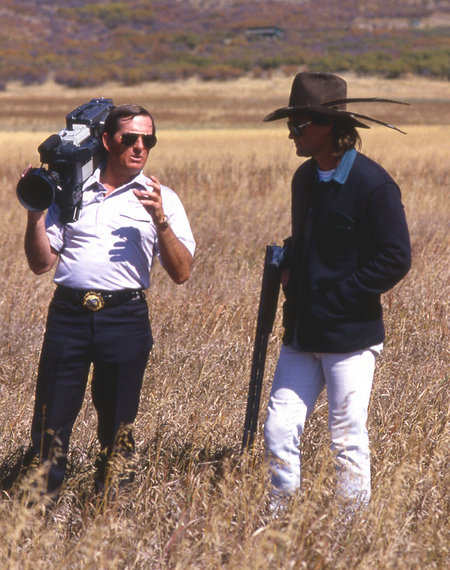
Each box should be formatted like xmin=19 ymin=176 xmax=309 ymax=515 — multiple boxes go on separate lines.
xmin=16 ymin=98 xmax=114 ymax=223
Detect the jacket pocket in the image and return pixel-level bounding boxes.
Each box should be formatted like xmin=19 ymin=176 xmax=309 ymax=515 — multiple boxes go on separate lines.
xmin=317 ymin=211 xmax=357 ymax=266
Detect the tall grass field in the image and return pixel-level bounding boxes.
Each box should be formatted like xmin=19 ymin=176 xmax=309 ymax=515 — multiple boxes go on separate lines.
xmin=0 ymin=75 xmax=448 ymax=568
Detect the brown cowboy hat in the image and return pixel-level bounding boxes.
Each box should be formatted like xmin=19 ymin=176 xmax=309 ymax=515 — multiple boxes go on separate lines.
xmin=264 ymin=72 xmax=408 ymax=133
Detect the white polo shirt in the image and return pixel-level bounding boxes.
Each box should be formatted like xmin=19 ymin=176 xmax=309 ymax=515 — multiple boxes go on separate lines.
xmin=45 ymin=169 xmax=195 ymax=290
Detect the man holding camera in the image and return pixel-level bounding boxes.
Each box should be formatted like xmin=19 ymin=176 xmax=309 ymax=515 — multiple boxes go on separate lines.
xmin=262 ymin=72 xmax=411 ymax=511
xmin=22 ymin=104 xmax=195 ymax=494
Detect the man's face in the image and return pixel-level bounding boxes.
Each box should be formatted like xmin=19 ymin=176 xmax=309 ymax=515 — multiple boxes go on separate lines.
xmin=287 ymin=114 xmax=333 ymax=159
xmin=102 ymin=114 xmax=154 ymax=179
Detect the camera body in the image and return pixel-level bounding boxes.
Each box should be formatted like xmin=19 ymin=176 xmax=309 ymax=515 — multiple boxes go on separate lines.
xmin=17 ymin=98 xmax=114 ymax=223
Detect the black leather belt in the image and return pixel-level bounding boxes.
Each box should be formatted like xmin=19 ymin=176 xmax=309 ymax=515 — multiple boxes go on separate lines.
xmin=54 ymin=286 xmax=145 ymax=311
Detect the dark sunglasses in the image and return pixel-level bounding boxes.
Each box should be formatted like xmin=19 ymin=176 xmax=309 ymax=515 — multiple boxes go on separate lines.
xmin=120 ymin=132 xmax=157 ymax=149
xmin=287 ymin=120 xmax=312 ymax=136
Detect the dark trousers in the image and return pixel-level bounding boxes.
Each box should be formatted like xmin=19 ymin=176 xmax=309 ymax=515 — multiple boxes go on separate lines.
xmin=30 ymin=295 xmax=153 ymax=492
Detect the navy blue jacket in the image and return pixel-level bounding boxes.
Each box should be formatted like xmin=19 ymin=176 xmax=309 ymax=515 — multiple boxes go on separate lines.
xmin=283 ymin=151 xmax=411 ymax=353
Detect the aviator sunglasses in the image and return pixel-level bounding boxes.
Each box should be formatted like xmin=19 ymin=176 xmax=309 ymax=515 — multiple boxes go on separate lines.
xmin=287 ymin=120 xmax=312 ymax=136
xmin=120 ymin=132 xmax=157 ymax=149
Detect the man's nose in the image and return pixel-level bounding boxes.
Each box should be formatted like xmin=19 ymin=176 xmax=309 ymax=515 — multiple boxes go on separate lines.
xmin=135 ymin=135 xmax=145 ymax=148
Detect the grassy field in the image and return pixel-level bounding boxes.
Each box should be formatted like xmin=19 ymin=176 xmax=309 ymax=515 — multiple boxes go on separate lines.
xmin=0 ymin=76 xmax=448 ymax=568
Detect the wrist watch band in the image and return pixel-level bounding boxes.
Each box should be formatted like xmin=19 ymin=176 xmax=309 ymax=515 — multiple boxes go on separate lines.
xmin=155 ymin=215 xmax=169 ymax=231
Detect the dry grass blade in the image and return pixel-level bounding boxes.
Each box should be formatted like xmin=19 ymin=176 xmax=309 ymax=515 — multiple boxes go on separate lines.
xmin=0 ymin=77 xmax=449 ymax=568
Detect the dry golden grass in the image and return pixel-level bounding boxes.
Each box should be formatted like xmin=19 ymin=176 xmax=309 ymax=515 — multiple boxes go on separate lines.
xmin=0 ymin=77 xmax=449 ymax=568
xmin=1 ymin=72 xmax=449 ymax=130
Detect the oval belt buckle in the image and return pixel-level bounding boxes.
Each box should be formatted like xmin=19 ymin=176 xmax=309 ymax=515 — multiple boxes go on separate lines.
xmin=82 ymin=291 xmax=105 ymax=311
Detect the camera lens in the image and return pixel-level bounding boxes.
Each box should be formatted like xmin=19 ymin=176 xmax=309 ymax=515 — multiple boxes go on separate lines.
xmin=16 ymin=168 xmax=58 ymax=212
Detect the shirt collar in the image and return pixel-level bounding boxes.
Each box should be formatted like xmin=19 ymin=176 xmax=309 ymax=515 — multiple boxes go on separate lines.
xmin=331 ymin=148 xmax=357 ymax=184
xmin=84 ymin=167 xmax=148 ymax=192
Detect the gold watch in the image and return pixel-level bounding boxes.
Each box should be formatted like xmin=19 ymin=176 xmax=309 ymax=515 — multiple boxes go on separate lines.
xmin=155 ymin=215 xmax=169 ymax=230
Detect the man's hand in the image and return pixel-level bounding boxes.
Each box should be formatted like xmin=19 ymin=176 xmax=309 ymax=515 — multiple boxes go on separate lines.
xmin=133 ymin=175 xmax=166 ymax=226
xmin=133 ymin=175 xmax=193 ymax=284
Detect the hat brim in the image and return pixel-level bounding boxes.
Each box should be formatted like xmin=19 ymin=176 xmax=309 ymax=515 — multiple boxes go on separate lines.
xmin=263 ymin=105 xmax=371 ymax=129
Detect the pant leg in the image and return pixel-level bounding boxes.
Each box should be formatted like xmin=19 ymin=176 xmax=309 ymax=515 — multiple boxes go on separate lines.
xmin=90 ymin=299 xmax=153 ymax=452
xmin=264 ymin=344 xmax=325 ymax=494
xmin=321 ymin=347 xmax=379 ymax=504
xmin=31 ymin=300 xmax=93 ymax=492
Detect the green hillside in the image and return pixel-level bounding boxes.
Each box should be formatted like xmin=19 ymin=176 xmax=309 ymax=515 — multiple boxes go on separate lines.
xmin=0 ymin=0 xmax=449 ymax=87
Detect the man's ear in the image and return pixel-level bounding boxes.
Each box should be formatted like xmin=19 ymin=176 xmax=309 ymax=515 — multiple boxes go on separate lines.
xmin=102 ymin=132 xmax=111 ymax=152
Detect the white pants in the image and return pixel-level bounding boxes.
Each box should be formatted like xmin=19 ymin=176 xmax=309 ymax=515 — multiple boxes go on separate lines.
xmin=264 ymin=343 xmax=381 ymax=504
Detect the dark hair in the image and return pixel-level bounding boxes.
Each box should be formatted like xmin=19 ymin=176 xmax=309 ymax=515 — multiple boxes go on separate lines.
xmin=102 ymin=104 xmax=156 ymax=137
xmin=310 ymin=113 xmax=361 ymax=156
xmin=331 ymin=118 xmax=361 ymax=155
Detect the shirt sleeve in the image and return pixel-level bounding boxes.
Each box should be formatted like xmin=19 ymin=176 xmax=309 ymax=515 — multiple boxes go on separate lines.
xmin=45 ymin=204 xmax=65 ymax=252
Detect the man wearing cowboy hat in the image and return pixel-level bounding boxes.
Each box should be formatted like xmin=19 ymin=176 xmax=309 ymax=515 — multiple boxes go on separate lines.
xmin=263 ymin=72 xmax=411 ymax=509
